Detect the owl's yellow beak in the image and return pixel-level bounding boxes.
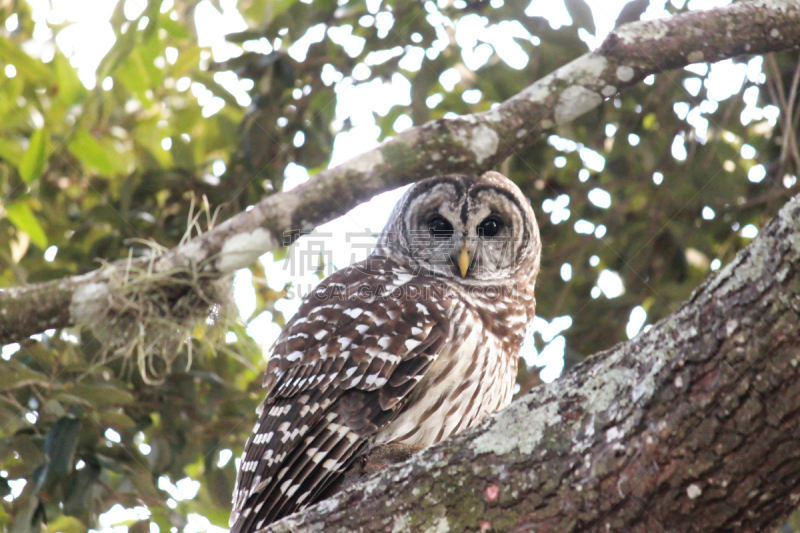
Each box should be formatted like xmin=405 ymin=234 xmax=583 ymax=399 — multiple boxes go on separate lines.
xmin=458 ymin=246 xmax=470 ymax=278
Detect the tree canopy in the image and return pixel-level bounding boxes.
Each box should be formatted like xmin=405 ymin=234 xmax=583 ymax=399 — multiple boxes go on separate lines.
xmin=0 ymin=0 xmax=799 ymax=531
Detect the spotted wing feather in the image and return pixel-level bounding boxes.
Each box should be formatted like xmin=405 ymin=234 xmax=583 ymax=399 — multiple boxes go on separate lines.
xmin=230 ymin=259 xmax=449 ymax=532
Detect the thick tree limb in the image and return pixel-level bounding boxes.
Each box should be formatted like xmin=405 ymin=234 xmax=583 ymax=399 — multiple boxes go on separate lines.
xmin=1 ymin=0 xmax=799 ymax=344
xmin=260 ymin=192 xmax=800 ymax=532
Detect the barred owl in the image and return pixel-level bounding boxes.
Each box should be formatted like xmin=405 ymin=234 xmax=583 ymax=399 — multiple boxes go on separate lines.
xmin=230 ymin=171 xmax=541 ymax=531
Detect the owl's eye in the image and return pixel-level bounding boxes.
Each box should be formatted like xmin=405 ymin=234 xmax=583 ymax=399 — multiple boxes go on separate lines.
xmin=478 ymin=217 xmax=503 ymax=237
xmin=428 ymin=216 xmax=454 ymax=237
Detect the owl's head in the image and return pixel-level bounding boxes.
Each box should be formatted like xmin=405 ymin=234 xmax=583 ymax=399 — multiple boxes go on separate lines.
xmin=377 ymin=171 xmax=540 ymax=283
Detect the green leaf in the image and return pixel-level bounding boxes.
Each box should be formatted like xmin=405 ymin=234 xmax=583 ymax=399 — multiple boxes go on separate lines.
xmin=170 ymin=44 xmax=201 ymax=77
xmin=66 ymin=383 xmax=135 ymax=407
xmin=96 ymin=22 xmax=138 ymax=82
xmin=160 ymin=17 xmax=190 ymax=40
xmin=35 ymin=417 xmax=81 ymax=495
xmin=0 ymin=37 xmax=50 ymax=81
xmin=119 ymin=48 xmax=152 ymax=103
xmin=97 ymin=411 xmax=137 ymax=430
xmin=0 ymin=360 xmax=50 ymax=391
xmin=53 ymin=53 xmax=86 ymax=107
xmin=68 ymin=130 xmax=117 ymax=175
xmin=5 ymin=202 xmax=48 ymax=249
xmin=19 ymin=128 xmax=51 ymax=183
xmin=128 ymin=468 xmax=160 ymax=500
xmin=170 ymin=135 xmax=195 ymax=168
xmin=46 ymin=513 xmax=90 ymax=533
xmin=0 ymin=138 xmax=22 ymax=167
xmin=63 ymin=457 xmax=101 ymax=520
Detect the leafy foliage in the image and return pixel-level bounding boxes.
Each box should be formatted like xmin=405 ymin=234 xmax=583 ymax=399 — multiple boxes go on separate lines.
xmin=0 ymin=0 xmax=798 ymax=531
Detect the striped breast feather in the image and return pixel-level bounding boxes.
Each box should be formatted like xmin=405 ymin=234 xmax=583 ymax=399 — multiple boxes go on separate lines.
xmin=230 ymin=259 xmax=451 ymax=532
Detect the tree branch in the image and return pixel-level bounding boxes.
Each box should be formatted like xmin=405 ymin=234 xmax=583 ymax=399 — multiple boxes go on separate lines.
xmin=1 ymin=0 xmax=799 ymax=345
xmin=261 ymin=191 xmax=800 ymax=532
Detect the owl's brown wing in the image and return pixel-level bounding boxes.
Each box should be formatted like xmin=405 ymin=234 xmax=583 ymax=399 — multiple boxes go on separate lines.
xmin=230 ymin=259 xmax=450 ymax=532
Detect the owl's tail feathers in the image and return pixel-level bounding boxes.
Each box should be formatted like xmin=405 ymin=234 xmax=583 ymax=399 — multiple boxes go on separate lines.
xmin=228 ymin=415 xmax=368 ymax=532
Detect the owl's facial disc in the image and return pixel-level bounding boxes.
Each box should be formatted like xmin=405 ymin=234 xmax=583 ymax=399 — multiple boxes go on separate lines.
xmin=380 ymin=173 xmax=539 ymax=282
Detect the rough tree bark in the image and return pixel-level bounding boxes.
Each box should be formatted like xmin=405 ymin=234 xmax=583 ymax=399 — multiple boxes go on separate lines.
xmin=1 ymin=0 xmax=799 ymax=344
xmin=261 ymin=192 xmax=800 ymax=532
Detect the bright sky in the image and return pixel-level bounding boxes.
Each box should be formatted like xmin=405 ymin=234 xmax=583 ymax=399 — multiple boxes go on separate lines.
xmin=6 ymin=0 xmax=779 ymax=527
